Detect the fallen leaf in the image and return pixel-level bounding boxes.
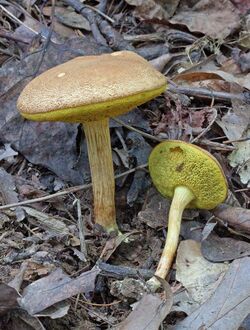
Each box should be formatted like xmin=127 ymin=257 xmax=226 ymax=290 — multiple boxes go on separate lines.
xmin=99 ymin=231 xmax=139 ymax=261
xmin=138 ymin=188 xmax=171 ymax=229
xmin=201 ymin=233 xmax=250 ymax=262
xmin=173 ymin=257 xmax=250 ymax=330
xmin=125 ymin=0 xmax=179 ymax=20
xmin=57 ymin=11 xmax=90 ymax=30
xmin=217 ymin=107 xmax=250 ymax=186
xmin=34 ymin=301 xmax=70 ymax=319
xmin=22 ymin=207 xmax=70 ymax=236
xmin=0 ymin=283 xmax=19 ymax=316
xmin=4 ymin=309 xmax=46 ymax=330
xmin=0 ymin=143 xmax=18 ymax=161
xmin=116 ymin=288 xmax=173 ymax=330
xmin=0 ymin=168 xmax=25 ymax=221
xmin=19 ymin=267 xmax=100 ymax=315
xmin=213 ymin=204 xmax=250 ymax=234
xmin=176 ymin=240 xmax=228 ymax=304
xmin=230 ymin=0 xmax=250 ymax=14
xmin=170 ymin=0 xmax=241 ymax=39
xmin=228 ymin=129 xmax=250 ymax=186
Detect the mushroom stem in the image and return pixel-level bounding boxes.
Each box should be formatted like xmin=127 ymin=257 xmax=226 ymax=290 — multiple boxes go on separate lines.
xmin=83 ymin=118 xmax=118 ymax=233
xmin=148 ymin=186 xmax=194 ymax=290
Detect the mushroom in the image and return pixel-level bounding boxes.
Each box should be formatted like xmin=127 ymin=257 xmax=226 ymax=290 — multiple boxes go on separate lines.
xmin=17 ymin=51 xmax=166 ymax=233
xmin=147 ymin=140 xmax=228 ymax=289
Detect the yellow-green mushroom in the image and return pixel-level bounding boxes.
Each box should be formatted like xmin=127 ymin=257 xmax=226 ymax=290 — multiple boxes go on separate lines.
xmin=148 ymin=140 xmax=228 ymax=289
xmin=17 ymin=51 xmax=166 ymax=234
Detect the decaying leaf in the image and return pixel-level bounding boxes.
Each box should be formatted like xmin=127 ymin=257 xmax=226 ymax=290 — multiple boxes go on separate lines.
xmin=0 ymin=168 xmax=25 ymax=221
xmin=0 ymin=283 xmax=19 ymax=316
xmin=217 ymin=104 xmax=250 ymax=186
xmin=0 ymin=143 xmax=18 ymax=161
xmin=22 ymin=207 xmax=70 ymax=236
xmin=116 ymin=285 xmax=173 ymax=330
xmin=19 ymin=267 xmax=100 ymax=315
xmin=43 ymin=6 xmax=90 ymax=30
xmin=174 ymin=257 xmax=250 ymax=330
xmin=228 ymin=129 xmax=250 ymax=186
xmin=201 ymin=233 xmax=250 ymax=262
xmin=213 ymin=204 xmax=250 ymax=234
xmin=170 ymin=0 xmax=241 ymax=39
xmin=125 ymin=0 xmax=180 ymax=20
xmin=176 ymin=240 xmax=228 ymax=305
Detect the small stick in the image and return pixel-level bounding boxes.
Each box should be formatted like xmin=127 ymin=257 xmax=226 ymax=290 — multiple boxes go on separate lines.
xmin=74 ymin=199 xmax=87 ymax=260
xmin=168 ymin=85 xmax=250 ymax=104
xmin=113 ymin=118 xmax=162 ymax=142
xmin=0 ymin=164 xmax=148 ymax=211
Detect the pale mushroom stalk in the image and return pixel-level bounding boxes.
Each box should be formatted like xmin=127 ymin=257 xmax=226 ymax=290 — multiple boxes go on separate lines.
xmin=83 ymin=119 xmax=117 ymax=232
xmin=148 ymin=186 xmax=194 ymax=289
xmin=148 ymin=140 xmax=228 ymax=291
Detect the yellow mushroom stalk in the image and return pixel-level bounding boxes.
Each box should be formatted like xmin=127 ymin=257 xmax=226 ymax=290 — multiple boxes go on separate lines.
xmin=148 ymin=140 xmax=228 ymax=290
xmin=17 ymin=51 xmax=167 ymax=233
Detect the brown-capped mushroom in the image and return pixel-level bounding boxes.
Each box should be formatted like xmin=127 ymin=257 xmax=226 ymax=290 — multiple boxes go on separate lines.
xmin=17 ymin=51 xmax=166 ymax=233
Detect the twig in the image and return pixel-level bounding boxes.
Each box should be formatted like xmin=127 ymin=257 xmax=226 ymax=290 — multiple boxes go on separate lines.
xmin=0 ymin=29 xmax=30 ymax=43
xmin=0 ymin=164 xmax=148 ymax=211
xmin=0 ymin=4 xmax=38 ymax=35
xmin=31 ymin=0 xmax=55 ymax=77
xmin=64 ymin=0 xmax=134 ymax=50
xmin=199 ymin=139 xmax=236 ymax=151
xmin=223 ymin=137 xmax=250 ymax=144
xmin=74 ymin=199 xmax=87 ymax=260
xmin=113 ymin=118 xmax=162 ymax=142
xmin=63 ymin=0 xmax=107 ymax=46
xmin=168 ymin=84 xmax=250 ymax=104
xmin=84 ymin=4 xmax=115 ymax=24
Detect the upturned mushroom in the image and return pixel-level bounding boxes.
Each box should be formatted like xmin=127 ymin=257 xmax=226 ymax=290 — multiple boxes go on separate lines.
xmin=148 ymin=140 xmax=228 ymax=289
xmin=17 ymin=51 xmax=166 ymax=233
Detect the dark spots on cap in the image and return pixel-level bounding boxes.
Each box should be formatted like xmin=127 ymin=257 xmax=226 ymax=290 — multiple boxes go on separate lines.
xmin=176 ymin=162 xmax=184 ymax=172
xmin=170 ymin=146 xmax=183 ymax=154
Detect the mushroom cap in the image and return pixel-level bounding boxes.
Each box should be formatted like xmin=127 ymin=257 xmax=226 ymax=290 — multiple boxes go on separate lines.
xmin=17 ymin=51 xmax=166 ymax=122
xmin=149 ymin=140 xmax=228 ymax=209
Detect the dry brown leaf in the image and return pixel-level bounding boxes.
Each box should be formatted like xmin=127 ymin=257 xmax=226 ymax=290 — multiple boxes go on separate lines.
xmin=0 ymin=168 xmax=25 ymax=221
xmin=19 ymin=267 xmax=100 ymax=315
xmin=174 ymin=257 xmax=250 ymax=330
xmin=213 ymin=204 xmax=250 ymax=234
xmin=175 ymin=70 xmax=250 ymax=90
xmin=125 ymin=0 xmax=180 ymax=20
xmin=176 ymin=240 xmax=228 ymax=305
xmin=201 ymin=234 xmax=250 ymax=262
xmin=22 ymin=207 xmax=70 ymax=236
xmin=116 ymin=287 xmax=173 ymax=330
xmin=170 ymin=0 xmax=241 ymax=39
xmin=0 ymin=283 xmax=19 ymax=316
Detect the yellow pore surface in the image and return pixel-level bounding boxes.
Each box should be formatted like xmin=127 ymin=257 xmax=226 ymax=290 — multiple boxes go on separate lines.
xmin=17 ymin=51 xmax=167 ymax=122
xmin=149 ymin=140 xmax=228 ymax=209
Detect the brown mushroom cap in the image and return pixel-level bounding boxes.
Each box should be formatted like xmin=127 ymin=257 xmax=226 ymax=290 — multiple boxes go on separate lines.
xmin=17 ymin=51 xmax=166 ymax=122
xmin=149 ymin=140 xmax=228 ymax=209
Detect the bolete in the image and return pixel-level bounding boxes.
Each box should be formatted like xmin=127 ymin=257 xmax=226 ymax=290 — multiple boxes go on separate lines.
xmin=17 ymin=51 xmax=166 ymax=233
xmin=148 ymin=140 xmax=228 ymax=289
